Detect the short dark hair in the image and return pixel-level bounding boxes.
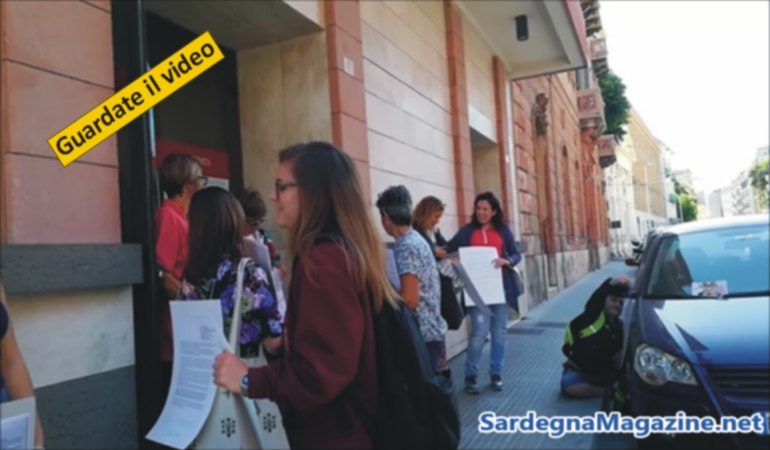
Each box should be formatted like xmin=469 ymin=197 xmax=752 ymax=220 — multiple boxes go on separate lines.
xmin=159 ymin=154 xmax=202 ymax=198
xmin=376 ymin=185 xmax=413 ymax=226
xmin=237 ymin=187 xmax=267 ymax=223
xmin=471 ymin=191 xmax=505 ymax=229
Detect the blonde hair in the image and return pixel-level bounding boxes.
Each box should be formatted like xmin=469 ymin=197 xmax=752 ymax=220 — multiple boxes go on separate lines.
xmin=279 ymin=142 xmax=399 ymax=311
xmin=412 ymin=196 xmax=446 ymax=232
xmin=159 ymin=154 xmax=202 ymax=198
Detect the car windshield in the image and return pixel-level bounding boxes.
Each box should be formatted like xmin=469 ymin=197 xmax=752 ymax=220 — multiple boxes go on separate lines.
xmin=646 ymin=224 xmax=770 ymax=298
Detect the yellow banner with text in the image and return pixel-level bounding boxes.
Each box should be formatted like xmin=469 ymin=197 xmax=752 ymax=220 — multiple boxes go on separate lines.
xmin=48 ymin=31 xmax=223 ymax=167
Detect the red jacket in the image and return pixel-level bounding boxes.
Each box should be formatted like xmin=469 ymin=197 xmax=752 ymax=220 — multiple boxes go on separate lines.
xmin=248 ymin=242 xmax=377 ymax=449
xmin=154 ymin=199 xmax=188 ymax=362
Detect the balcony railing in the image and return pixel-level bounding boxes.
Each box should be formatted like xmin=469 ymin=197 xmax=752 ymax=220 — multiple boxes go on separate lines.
xmin=577 ymin=88 xmax=606 ymax=135
xmin=589 ymin=36 xmax=609 ymax=75
xmin=589 ymin=36 xmax=608 ymax=60
xmin=598 ymin=134 xmax=617 ymax=168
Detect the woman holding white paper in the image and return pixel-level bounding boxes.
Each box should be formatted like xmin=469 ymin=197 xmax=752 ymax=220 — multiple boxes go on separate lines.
xmin=213 ymin=142 xmax=399 ymax=449
xmin=444 ymin=192 xmax=522 ymax=394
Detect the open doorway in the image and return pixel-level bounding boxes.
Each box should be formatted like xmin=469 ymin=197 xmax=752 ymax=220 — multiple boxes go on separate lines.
xmin=146 ymin=12 xmax=243 ymax=206
xmin=471 ymin=128 xmax=502 ymax=201
xmin=145 ymin=0 xmax=331 ymax=257
xmin=114 ymin=1 xmax=328 ymax=444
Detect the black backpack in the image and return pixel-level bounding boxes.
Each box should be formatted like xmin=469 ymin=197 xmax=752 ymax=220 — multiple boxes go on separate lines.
xmin=414 ymin=228 xmax=465 ymax=330
xmin=370 ymin=300 xmax=461 ymax=450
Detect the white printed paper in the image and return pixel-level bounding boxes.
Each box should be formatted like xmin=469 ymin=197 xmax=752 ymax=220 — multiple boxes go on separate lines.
xmin=146 ymin=300 xmax=226 ymax=449
xmin=0 ymin=397 xmax=35 ymax=450
xmin=459 ymin=247 xmax=506 ymax=307
xmin=692 ymin=280 xmax=728 ymax=298
xmin=451 ymin=261 xmax=492 ymax=316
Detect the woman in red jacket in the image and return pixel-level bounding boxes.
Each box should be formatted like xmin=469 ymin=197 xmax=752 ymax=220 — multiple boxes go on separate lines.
xmin=155 ymin=154 xmax=206 ymax=393
xmin=214 ymin=141 xmax=399 ymax=449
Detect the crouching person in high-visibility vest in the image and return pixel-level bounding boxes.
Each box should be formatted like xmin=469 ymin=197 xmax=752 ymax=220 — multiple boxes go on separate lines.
xmin=561 ymin=276 xmax=631 ymax=398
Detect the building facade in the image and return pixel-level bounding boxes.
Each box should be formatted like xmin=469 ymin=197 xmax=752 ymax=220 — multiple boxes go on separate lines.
xmin=714 ymin=146 xmax=768 ymax=218
xmin=0 ymin=1 xmax=608 ymax=447
xmin=627 ymin=108 xmax=667 ymax=235
xmin=603 ymin=132 xmax=638 ymax=256
xmin=707 ymin=188 xmax=724 ymax=218
xmin=723 ymin=170 xmax=758 ymax=216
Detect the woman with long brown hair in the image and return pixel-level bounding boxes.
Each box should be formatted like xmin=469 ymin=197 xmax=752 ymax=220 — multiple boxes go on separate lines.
xmin=213 ymin=142 xmax=398 ymax=449
xmin=180 ymin=187 xmax=283 ymax=357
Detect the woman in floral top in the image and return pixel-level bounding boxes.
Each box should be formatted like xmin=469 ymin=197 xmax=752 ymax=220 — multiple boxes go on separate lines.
xmin=181 ymin=187 xmax=283 ymax=358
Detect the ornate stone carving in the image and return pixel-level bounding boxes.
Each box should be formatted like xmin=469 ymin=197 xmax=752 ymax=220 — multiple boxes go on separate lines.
xmin=533 ymin=93 xmax=549 ymax=136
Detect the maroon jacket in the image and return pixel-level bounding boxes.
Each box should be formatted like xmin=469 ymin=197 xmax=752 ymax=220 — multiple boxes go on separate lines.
xmin=248 ymin=242 xmax=377 ymax=449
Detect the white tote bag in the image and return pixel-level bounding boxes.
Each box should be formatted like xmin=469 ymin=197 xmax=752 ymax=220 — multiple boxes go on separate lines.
xmin=191 ymin=258 xmax=290 ymax=449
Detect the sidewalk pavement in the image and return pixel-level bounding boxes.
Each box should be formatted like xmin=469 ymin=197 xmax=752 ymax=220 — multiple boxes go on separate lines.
xmin=449 ymin=260 xmax=637 ymax=450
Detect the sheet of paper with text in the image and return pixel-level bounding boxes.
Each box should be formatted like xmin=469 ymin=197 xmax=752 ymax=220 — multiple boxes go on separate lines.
xmin=146 ymin=300 xmax=226 ymax=449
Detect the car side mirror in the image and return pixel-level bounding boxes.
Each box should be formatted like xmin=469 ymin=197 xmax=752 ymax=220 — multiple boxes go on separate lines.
xmin=625 ymin=258 xmax=639 ymax=267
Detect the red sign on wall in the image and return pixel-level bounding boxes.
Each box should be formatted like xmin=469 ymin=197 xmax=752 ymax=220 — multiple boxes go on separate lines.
xmin=153 ymin=139 xmax=229 ymax=179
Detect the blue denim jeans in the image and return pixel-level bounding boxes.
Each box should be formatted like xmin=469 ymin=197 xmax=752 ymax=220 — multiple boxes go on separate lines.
xmin=464 ymin=304 xmax=509 ymax=378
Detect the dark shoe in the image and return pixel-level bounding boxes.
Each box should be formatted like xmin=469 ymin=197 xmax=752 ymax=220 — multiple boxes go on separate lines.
xmin=465 ymin=376 xmax=480 ymax=395
xmin=490 ymin=374 xmax=503 ymax=391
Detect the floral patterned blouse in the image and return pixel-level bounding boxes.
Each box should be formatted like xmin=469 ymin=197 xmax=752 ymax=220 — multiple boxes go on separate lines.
xmin=181 ymin=256 xmax=283 ymax=357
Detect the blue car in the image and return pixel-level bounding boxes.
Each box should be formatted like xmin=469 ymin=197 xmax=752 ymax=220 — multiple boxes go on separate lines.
xmin=621 ymin=215 xmax=769 ymax=449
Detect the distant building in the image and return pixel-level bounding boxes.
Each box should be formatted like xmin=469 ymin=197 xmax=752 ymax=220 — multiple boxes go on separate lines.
xmin=708 ymin=189 xmax=724 ymax=218
xmin=628 ymin=109 xmax=668 ymax=235
xmin=673 ymin=168 xmax=696 ymax=194
xmin=603 ymin=131 xmax=637 ymax=257
xmin=696 ymin=191 xmax=708 ymax=220
xmin=724 ymin=170 xmax=758 ymax=216
xmin=755 ymin=146 xmax=769 ymax=164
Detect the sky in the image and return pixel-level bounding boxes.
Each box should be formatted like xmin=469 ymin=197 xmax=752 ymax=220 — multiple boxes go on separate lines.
xmin=600 ymin=0 xmax=769 ymax=194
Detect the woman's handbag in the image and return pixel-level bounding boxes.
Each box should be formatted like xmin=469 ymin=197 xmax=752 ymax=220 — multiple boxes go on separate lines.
xmin=191 ymin=258 xmax=289 ymax=450
xmin=436 ymin=257 xmax=466 ymax=329
xmin=439 ymin=274 xmax=464 ymax=330
xmin=513 ymin=267 xmax=525 ymax=296
xmin=501 ymin=265 xmax=524 ymax=312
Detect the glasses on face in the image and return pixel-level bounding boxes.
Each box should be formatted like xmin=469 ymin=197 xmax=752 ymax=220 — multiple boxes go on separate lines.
xmin=275 ymin=179 xmax=298 ymax=197
xmin=195 ymin=176 xmax=208 ymax=187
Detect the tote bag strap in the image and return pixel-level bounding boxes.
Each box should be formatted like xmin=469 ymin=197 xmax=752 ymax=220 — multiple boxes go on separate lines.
xmin=228 ymin=257 xmax=252 ymax=352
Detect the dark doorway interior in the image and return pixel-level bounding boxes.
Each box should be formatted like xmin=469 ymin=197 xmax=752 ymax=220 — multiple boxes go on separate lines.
xmin=146 ymin=12 xmax=244 ymax=205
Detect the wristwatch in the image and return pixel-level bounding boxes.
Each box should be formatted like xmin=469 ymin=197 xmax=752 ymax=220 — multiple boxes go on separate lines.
xmin=240 ymin=372 xmax=249 ymax=396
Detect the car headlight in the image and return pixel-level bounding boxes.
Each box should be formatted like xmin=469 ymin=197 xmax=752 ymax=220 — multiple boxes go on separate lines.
xmin=634 ymin=344 xmax=697 ymax=386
